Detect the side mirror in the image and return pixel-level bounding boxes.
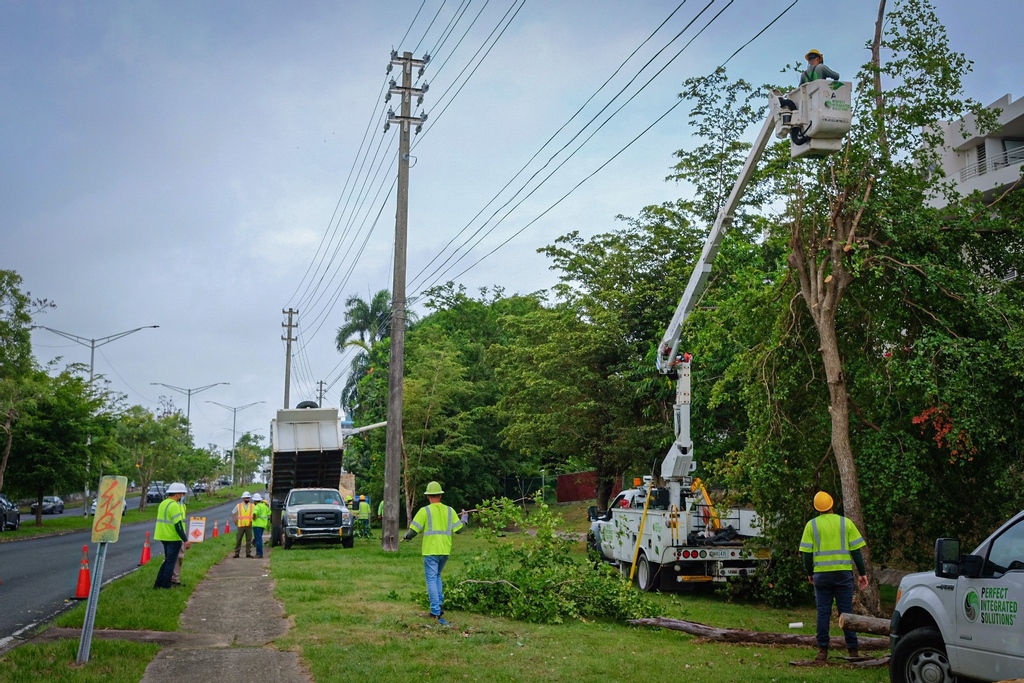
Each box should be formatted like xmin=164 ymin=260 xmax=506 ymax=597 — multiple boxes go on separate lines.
xmin=935 ymin=538 xmax=961 ymax=578
xmin=587 ymin=505 xmax=598 ymax=522
xmin=271 ymin=499 xmax=285 ymax=511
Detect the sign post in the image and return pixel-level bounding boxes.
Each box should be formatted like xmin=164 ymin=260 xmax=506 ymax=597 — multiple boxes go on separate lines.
xmin=76 ymin=475 xmax=127 ymax=665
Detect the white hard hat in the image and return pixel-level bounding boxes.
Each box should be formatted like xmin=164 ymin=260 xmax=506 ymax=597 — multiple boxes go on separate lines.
xmin=252 ymin=493 xmax=262 ymax=502
xmin=242 ymin=491 xmax=252 ymax=498
xmin=166 ymin=482 xmax=188 ymax=494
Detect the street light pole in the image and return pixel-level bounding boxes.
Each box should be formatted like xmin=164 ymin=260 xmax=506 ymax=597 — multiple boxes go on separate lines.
xmin=207 ymin=401 xmax=264 ymax=485
xmin=150 ymin=382 xmax=229 ymax=432
xmin=34 ymin=325 xmax=159 ymax=516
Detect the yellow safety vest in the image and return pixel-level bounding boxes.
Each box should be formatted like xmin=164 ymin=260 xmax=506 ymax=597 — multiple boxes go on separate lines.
xmin=235 ymin=502 xmax=255 ymax=527
xmin=154 ymin=498 xmax=184 ymax=542
xmin=252 ymin=502 xmax=270 ymax=529
xmin=799 ymin=513 xmax=866 ymax=572
xmin=410 ymin=502 xmax=465 ymax=556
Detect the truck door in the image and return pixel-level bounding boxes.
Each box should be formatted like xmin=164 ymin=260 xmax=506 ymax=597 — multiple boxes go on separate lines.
xmin=954 ymin=517 xmax=1024 ymax=681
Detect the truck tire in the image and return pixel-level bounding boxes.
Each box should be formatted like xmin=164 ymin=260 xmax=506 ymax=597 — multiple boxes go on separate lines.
xmin=282 ymin=531 xmax=293 ymax=550
xmin=342 ymin=535 xmax=354 ymax=549
xmin=270 ymin=524 xmax=281 ymax=547
xmin=636 ymin=553 xmax=660 ymax=592
xmin=890 ymin=627 xmax=955 ymax=683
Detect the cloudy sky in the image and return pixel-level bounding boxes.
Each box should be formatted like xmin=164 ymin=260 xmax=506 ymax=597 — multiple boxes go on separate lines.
xmin=4 ymin=0 xmax=1021 ymax=454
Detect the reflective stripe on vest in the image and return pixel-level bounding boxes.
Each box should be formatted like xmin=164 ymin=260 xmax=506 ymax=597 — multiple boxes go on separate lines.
xmin=236 ymin=502 xmax=254 ymax=526
xmin=154 ymin=498 xmax=183 ymax=541
xmin=809 ymin=515 xmax=862 ymax=572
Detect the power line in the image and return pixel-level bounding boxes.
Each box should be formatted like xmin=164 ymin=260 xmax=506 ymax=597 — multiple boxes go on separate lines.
xmin=412 ymin=0 xmax=447 ymax=55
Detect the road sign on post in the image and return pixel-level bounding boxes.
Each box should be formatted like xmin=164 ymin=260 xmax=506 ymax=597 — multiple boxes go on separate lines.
xmin=78 ymin=475 xmax=127 ymax=664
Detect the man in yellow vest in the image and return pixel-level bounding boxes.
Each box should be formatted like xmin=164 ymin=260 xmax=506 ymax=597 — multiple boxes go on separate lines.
xmin=252 ymin=492 xmax=270 ymax=559
xmin=357 ymin=495 xmax=371 ymax=539
xmin=799 ymin=491 xmax=869 ymax=661
xmin=154 ymin=482 xmax=190 ymax=589
xmin=403 ymin=481 xmax=464 ymax=625
xmin=232 ymin=491 xmax=255 ymax=558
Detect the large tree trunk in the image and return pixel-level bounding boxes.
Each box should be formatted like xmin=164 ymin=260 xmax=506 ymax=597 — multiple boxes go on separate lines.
xmin=629 ymin=617 xmax=889 ymax=650
xmin=0 ymin=410 xmax=12 ymax=493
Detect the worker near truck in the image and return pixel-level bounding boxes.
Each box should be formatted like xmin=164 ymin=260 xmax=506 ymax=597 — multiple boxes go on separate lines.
xmin=252 ymin=492 xmax=270 ymax=558
xmin=403 ymin=481 xmax=465 ymax=625
xmin=153 ymin=483 xmax=191 ymax=589
xmin=800 ymin=48 xmax=839 ymax=84
xmin=799 ymin=491 xmax=869 ymax=662
xmin=232 ymin=492 xmax=255 ymax=558
xmin=357 ymin=495 xmax=371 ymax=538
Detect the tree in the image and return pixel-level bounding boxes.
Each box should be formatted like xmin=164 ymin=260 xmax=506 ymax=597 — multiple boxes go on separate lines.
xmin=232 ymin=432 xmax=269 ymax=486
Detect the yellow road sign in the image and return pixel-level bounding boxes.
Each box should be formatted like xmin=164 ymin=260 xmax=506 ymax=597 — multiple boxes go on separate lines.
xmin=91 ymin=475 xmax=128 ymax=543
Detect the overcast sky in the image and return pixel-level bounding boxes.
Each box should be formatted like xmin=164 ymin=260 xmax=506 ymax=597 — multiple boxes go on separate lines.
xmin=4 ymin=0 xmax=1021 ymax=455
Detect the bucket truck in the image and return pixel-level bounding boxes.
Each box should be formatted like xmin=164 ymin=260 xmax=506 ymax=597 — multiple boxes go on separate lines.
xmin=588 ymin=79 xmax=853 ymax=590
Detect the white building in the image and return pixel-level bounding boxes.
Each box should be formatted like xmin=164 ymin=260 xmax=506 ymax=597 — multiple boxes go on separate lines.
xmin=931 ymin=93 xmax=1024 ymax=205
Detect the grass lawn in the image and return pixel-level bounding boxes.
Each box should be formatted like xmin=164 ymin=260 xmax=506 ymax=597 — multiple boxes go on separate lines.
xmin=272 ymin=525 xmax=892 ymax=683
xmin=0 ymin=639 xmax=160 ymax=683
xmin=6 ymin=485 xmax=250 ymax=540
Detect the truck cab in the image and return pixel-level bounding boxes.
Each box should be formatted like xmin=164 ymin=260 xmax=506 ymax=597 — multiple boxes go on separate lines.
xmin=890 ymin=510 xmax=1024 ymax=683
xmin=280 ymin=487 xmax=353 ymax=549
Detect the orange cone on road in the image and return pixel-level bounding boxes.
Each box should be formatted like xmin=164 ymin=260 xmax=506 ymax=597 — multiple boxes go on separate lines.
xmin=73 ymin=545 xmax=91 ymax=599
xmin=139 ymin=531 xmax=152 ymax=566
xmin=225 ymin=520 xmax=230 ymax=534
xmin=212 ymin=520 xmax=219 ymax=538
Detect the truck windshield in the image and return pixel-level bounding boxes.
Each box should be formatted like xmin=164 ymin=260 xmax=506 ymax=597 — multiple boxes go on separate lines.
xmin=289 ymin=491 xmax=342 ymax=506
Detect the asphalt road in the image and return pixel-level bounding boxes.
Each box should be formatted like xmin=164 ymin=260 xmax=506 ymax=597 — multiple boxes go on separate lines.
xmin=0 ymin=498 xmax=240 ymax=647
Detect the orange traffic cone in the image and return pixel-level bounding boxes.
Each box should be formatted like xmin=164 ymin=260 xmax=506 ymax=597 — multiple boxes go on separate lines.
xmin=212 ymin=520 xmax=219 ymax=538
xmin=225 ymin=520 xmax=230 ymax=534
xmin=139 ymin=531 xmax=152 ymax=565
xmin=73 ymin=545 xmax=91 ymax=599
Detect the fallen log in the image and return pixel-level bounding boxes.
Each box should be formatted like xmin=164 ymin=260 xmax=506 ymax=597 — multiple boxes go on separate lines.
xmin=628 ymin=617 xmax=889 ymax=651
xmin=790 ymin=656 xmax=889 ymax=668
xmin=839 ymin=612 xmax=891 ymax=636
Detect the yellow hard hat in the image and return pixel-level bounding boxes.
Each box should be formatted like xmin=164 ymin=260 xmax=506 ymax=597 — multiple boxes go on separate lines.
xmin=359 ymin=495 xmax=365 ymax=501
xmin=806 ymin=49 xmax=823 ymax=60
xmin=424 ymin=481 xmax=444 ymax=495
xmin=813 ymin=491 xmax=834 ymax=512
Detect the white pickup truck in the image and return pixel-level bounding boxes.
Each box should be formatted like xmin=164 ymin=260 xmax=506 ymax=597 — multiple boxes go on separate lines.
xmin=889 ymin=510 xmax=1024 ymax=683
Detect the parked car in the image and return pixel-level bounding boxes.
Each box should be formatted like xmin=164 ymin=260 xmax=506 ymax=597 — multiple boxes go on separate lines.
xmin=0 ymin=493 xmax=21 ymax=531
xmin=90 ymin=497 xmax=129 ymax=516
xmin=146 ymin=484 xmax=166 ymax=503
xmin=30 ymin=496 xmax=65 ymax=515
xmin=192 ymin=482 xmax=208 ymax=493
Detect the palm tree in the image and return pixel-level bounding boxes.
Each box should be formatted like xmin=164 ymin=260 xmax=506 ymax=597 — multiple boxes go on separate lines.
xmin=335 ymin=290 xmax=392 ymax=350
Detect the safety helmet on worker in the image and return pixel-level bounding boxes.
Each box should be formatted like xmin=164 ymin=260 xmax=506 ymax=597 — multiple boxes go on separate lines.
xmin=359 ymin=495 xmax=365 ymax=501
xmin=252 ymin=493 xmax=262 ymax=502
xmin=166 ymin=482 xmax=188 ymax=495
xmin=813 ymin=491 xmax=834 ymax=512
xmin=345 ymin=495 xmax=353 ymax=502
xmin=424 ymin=481 xmax=444 ymax=496
xmin=805 ymin=48 xmax=823 ymax=61
xmin=242 ymin=491 xmax=252 ymax=499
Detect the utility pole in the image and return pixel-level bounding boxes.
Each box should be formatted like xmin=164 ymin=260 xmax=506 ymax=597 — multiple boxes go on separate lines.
xmin=207 ymin=401 xmax=264 ymax=485
xmin=316 ymin=380 xmax=326 ymax=406
xmin=282 ymin=308 xmax=298 ymax=409
xmin=149 ymin=382 xmax=229 ymax=432
xmin=35 ymin=324 xmax=159 ymax=515
xmin=382 ymin=50 xmax=429 ymax=552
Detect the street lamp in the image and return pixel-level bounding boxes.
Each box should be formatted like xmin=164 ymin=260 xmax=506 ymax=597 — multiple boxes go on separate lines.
xmin=34 ymin=324 xmax=159 ymax=516
xmin=208 ymin=401 xmax=264 ymax=485
xmin=150 ymin=382 xmax=229 ymax=431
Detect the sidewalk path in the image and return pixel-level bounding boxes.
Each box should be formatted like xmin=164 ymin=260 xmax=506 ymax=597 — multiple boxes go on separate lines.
xmin=139 ymin=549 xmax=311 ymax=683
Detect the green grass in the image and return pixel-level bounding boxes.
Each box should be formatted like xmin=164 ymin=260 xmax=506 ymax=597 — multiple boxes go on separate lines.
xmin=272 ymin=531 xmax=891 ymax=683
xmin=6 ymin=485 xmax=250 ymax=540
xmin=55 ymin=533 xmax=234 ymax=631
xmin=0 ymin=639 xmax=160 ymax=683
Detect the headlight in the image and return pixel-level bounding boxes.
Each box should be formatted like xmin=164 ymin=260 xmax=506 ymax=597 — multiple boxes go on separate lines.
xmin=286 ymin=512 xmax=297 ymax=525
xmin=342 ymin=512 xmax=351 ymax=524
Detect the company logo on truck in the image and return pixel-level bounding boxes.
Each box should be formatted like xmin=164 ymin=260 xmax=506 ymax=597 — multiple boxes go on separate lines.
xmin=964 ymin=589 xmax=979 ymax=622
xmin=964 ymin=586 xmax=1018 ymax=626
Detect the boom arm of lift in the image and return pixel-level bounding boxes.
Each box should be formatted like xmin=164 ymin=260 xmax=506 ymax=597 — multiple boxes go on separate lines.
xmin=655 ymin=81 xmax=852 ymax=486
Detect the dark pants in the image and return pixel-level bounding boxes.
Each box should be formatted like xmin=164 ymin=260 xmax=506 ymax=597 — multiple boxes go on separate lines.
xmin=813 ymin=570 xmax=857 ymax=649
xmin=234 ymin=526 xmax=253 ymax=556
xmin=254 ymin=527 xmax=264 ymax=557
xmin=155 ymin=540 xmax=182 ymax=589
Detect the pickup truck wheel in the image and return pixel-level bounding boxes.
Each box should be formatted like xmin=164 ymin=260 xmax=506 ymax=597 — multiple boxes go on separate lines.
xmin=270 ymin=525 xmax=281 ymax=547
xmin=890 ymin=627 xmax=955 ymax=683
xmin=637 ymin=553 xmax=659 ymax=592
xmin=282 ymin=532 xmax=293 ymax=550
xmin=342 ymin=535 xmax=354 ymax=549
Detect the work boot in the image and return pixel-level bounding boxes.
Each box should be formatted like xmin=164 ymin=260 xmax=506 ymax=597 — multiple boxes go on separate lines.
xmin=848 ymin=648 xmax=860 ymax=659
xmin=233 ymin=553 xmax=239 ymax=558
xmin=815 ymin=648 xmax=828 ymax=662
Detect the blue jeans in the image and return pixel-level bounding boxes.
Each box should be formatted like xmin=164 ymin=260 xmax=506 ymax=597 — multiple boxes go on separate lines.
xmin=423 ymin=554 xmax=449 ymax=616
xmin=813 ymin=570 xmax=857 ymax=649
xmin=155 ymin=540 xmax=182 ymax=588
xmin=254 ymin=527 xmax=264 ymax=557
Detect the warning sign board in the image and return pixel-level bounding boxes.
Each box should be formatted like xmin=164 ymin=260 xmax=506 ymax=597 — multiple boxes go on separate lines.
xmin=188 ymin=517 xmax=206 ymax=542
xmin=91 ymin=476 xmax=128 ymax=543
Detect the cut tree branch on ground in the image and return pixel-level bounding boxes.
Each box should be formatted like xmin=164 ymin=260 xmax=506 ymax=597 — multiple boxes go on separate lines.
xmin=839 ymin=612 xmax=891 ymax=635
xmin=628 ymin=617 xmax=889 ymax=651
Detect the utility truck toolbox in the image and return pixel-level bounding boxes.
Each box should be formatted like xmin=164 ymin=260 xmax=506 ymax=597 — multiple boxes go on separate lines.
xmin=889 ymin=510 xmax=1024 ymax=683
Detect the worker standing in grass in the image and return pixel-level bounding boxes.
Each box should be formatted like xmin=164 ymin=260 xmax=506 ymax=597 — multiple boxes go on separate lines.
xmin=377 ymin=498 xmax=384 ymax=527
xmin=153 ymin=483 xmax=191 ymax=589
xmin=232 ymin=491 xmax=255 ymax=558
xmin=404 ymin=481 xmax=465 ymax=625
xmin=171 ymin=493 xmax=187 ymax=586
xmin=358 ymin=495 xmax=371 ymax=538
xmin=800 ymin=491 xmax=869 ymax=662
xmin=252 ymin=492 xmax=270 ymax=558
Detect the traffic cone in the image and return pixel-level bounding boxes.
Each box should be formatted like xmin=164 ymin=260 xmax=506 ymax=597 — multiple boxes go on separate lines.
xmin=212 ymin=520 xmax=219 ymax=538
xmin=73 ymin=545 xmax=91 ymax=599
xmin=225 ymin=520 xmax=230 ymax=534
xmin=139 ymin=531 xmax=152 ymax=565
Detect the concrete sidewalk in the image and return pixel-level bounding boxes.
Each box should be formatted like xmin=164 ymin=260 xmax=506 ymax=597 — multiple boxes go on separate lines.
xmin=139 ymin=549 xmax=311 ymax=683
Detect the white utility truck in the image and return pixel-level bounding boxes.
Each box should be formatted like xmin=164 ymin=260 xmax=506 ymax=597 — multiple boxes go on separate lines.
xmin=889 ymin=510 xmax=1024 ymax=683
xmin=588 ymin=79 xmax=854 ymax=591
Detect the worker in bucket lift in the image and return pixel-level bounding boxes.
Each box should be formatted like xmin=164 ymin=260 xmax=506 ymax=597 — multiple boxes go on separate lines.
xmin=800 ymin=49 xmax=840 ymax=84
